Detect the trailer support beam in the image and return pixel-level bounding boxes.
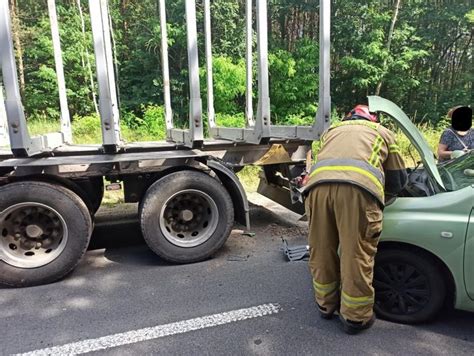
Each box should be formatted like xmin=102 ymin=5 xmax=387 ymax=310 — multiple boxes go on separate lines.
xmin=169 ymin=0 xmax=204 ymax=148
xmin=158 ymin=0 xmax=173 ymax=139
xmin=89 ymin=0 xmax=122 ymax=152
xmin=48 ymin=0 xmax=72 ymax=144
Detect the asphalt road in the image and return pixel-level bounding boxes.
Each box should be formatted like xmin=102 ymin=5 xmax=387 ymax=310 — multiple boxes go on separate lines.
xmin=1 ymin=193 xmax=473 ymax=355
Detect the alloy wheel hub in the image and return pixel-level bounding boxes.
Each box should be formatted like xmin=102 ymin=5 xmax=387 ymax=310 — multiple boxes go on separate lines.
xmin=0 ymin=203 xmax=68 ymax=268
xmin=160 ymin=190 xmax=219 ymax=248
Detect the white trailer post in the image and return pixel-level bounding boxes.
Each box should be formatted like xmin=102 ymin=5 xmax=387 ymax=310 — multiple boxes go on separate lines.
xmin=47 ymin=0 xmax=72 ymax=144
xmin=167 ymin=0 xmax=204 ymax=147
xmin=158 ymin=0 xmax=173 ymax=140
xmin=89 ymin=0 xmax=122 ymax=152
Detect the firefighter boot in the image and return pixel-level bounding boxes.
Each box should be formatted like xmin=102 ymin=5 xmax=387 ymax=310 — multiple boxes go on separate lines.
xmin=339 ymin=314 xmax=376 ymax=335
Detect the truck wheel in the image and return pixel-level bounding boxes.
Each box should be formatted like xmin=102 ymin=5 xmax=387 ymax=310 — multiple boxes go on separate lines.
xmin=0 ymin=181 xmax=92 ymax=287
xmin=374 ymin=249 xmax=446 ymax=324
xmin=139 ymin=171 xmax=234 ymax=263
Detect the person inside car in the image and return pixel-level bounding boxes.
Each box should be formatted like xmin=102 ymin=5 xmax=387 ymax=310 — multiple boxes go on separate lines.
xmin=437 ymin=106 xmax=473 ymax=161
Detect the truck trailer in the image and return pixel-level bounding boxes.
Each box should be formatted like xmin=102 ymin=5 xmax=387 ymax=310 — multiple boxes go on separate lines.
xmin=0 ymin=0 xmax=331 ymax=287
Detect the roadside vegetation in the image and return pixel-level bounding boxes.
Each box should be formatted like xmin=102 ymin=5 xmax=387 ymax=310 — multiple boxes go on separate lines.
xmin=7 ymin=0 xmax=472 ymax=125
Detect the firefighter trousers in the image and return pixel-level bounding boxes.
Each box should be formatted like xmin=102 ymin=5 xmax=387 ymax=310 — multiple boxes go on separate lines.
xmin=306 ymin=183 xmax=383 ymax=324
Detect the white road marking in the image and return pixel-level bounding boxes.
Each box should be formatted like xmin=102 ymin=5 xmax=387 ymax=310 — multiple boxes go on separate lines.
xmin=16 ymin=303 xmax=281 ymax=356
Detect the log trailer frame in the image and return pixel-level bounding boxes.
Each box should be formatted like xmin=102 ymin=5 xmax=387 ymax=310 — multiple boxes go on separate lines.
xmin=0 ymin=0 xmax=330 ymax=287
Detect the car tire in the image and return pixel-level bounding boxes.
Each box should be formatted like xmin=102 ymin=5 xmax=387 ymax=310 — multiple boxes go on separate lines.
xmin=374 ymin=249 xmax=446 ymax=324
xmin=0 ymin=181 xmax=92 ymax=287
xmin=139 ymin=171 xmax=234 ymax=263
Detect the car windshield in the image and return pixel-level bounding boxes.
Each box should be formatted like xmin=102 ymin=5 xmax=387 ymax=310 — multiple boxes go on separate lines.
xmin=438 ymin=151 xmax=474 ymax=191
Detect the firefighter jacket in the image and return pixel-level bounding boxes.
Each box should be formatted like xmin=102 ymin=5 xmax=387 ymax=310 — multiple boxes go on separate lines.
xmin=303 ymin=119 xmax=408 ymax=206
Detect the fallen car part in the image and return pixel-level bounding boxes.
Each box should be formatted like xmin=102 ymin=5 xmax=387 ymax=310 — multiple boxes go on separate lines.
xmin=282 ymin=239 xmax=309 ymax=261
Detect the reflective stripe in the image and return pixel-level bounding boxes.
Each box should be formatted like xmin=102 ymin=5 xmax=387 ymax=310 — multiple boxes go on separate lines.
xmin=369 ymin=136 xmax=384 ymax=167
xmin=321 ymin=131 xmax=328 ymax=145
xmin=313 ymin=280 xmax=339 ymax=297
xmin=389 ymin=144 xmax=401 ymax=154
xmin=332 ymin=120 xmax=380 ymax=131
xmin=310 ymin=165 xmax=384 ymax=197
xmin=341 ymin=291 xmax=374 ymax=308
xmin=313 ymin=280 xmax=338 ymax=297
xmin=310 ymin=158 xmax=384 ymax=183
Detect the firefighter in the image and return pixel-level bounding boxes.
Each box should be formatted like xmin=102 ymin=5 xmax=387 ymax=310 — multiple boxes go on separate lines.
xmin=303 ymin=105 xmax=407 ymax=334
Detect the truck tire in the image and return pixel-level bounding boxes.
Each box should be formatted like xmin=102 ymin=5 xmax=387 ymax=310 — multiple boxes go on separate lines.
xmin=13 ymin=175 xmax=104 ymax=216
xmin=0 ymin=181 xmax=92 ymax=287
xmin=374 ymin=249 xmax=446 ymax=324
xmin=139 ymin=171 xmax=234 ymax=263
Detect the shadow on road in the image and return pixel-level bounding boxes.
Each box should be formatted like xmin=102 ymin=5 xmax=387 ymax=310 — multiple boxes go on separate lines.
xmin=89 ymin=201 xmax=306 ymax=251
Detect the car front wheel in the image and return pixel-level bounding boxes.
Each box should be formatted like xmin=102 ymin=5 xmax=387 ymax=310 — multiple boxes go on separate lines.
xmin=374 ymin=248 xmax=446 ymax=324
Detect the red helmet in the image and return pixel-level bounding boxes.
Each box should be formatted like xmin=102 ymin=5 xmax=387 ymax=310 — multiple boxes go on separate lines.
xmin=344 ymin=105 xmax=378 ymax=122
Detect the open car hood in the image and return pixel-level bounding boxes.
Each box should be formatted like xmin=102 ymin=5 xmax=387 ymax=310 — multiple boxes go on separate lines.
xmin=368 ymin=96 xmax=445 ymax=191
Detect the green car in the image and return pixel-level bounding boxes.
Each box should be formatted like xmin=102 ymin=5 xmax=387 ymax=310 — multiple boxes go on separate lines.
xmin=369 ymin=97 xmax=474 ymax=324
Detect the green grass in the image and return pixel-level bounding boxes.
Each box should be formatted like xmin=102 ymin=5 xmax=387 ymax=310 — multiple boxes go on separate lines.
xmin=395 ymin=125 xmax=440 ymax=166
xmin=237 ymin=166 xmax=262 ymax=192
xmin=28 ymin=116 xmax=159 ymax=144
xmin=28 ymin=118 xmax=61 ymax=136
xmin=102 ymin=189 xmax=124 ymax=207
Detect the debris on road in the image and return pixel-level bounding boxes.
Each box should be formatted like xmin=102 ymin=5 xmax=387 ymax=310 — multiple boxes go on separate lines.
xmin=227 ymin=254 xmax=249 ymax=262
xmin=282 ymin=239 xmax=309 ymax=261
xmin=242 ymin=232 xmax=256 ymax=237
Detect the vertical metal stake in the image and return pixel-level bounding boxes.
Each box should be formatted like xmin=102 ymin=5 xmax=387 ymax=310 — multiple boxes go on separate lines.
xmin=204 ymin=0 xmax=215 ymax=130
xmin=314 ymin=0 xmax=331 ymax=137
xmin=245 ymin=0 xmax=254 ymax=127
xmin=184 ymin=0 xmax=204 ymax=144
xmin=0 ymin=0 xmax=37 ymax=156
xmin=256 ymin=0 xmax=271 ymax=138
xmin=101 ymin=0 xmax=121 ymax=144
xmin=89 ymin=0 xmax=121 ymax=150
xmin=47 ymin=0 xmax=72 ymax=143
xmin=158 ymin=0 xmax=173 ymax=138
